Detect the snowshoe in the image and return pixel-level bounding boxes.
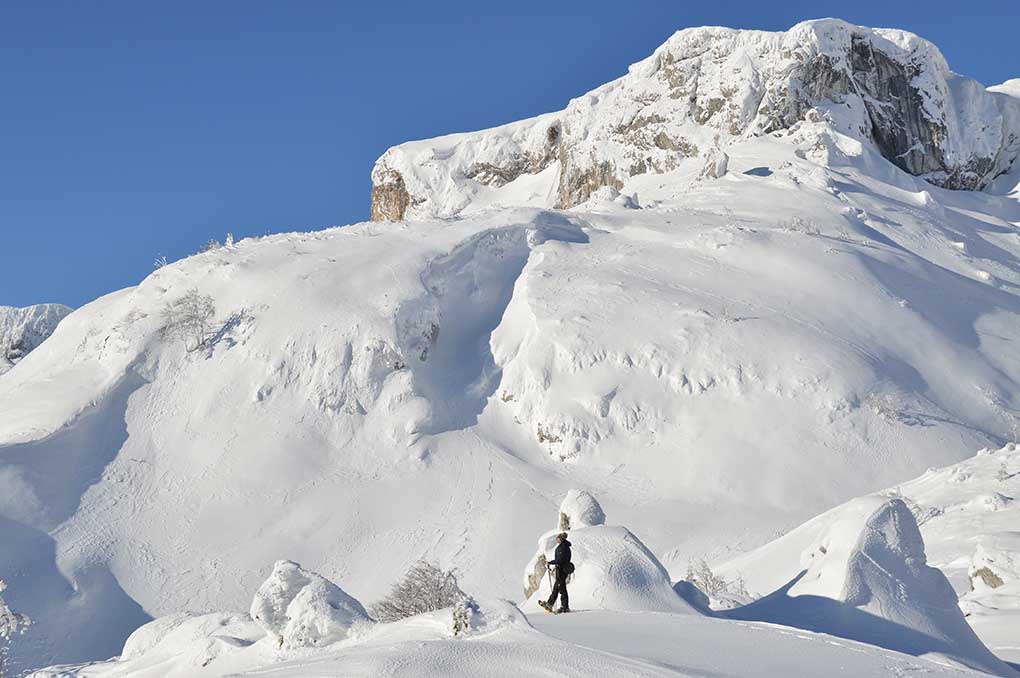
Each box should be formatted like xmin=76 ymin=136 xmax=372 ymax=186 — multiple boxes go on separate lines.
xmin=538 ymin=601 xmax=554 ymax=614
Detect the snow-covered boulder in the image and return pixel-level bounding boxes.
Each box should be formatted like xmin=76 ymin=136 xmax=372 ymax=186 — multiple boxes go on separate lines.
xmin=557 ymin=489 xmax=606 ymax=531
xmin=250 ymin=560 xmax=370 ymax=649
xmin=0 ymin=304 xmax=72 ymax=375
xmin=700 ymin=148 xmax=729 ymax=180
xmin=523 ymin=490 xmax=694 ymax=614
xmin=723 ymin=498 xmax=1015 ymax=675
xmin=32 ymin=612 xmax=266 ymax=677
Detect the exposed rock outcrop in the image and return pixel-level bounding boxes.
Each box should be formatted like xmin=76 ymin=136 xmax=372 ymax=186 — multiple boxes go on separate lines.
xmin=370 ymin=19 xmax=1020 ymax=221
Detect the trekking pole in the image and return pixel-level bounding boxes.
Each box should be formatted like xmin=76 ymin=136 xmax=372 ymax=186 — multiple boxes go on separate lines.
xmin=547 ymin=563 xmax=554 ymax=591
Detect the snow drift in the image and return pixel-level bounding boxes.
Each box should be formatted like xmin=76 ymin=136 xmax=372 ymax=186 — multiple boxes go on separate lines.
xmin=250 ymin=560 xmax=370 ymax=649
xmin=719 ymin=444 xmax=1020 ymax=666
xmin=522 ymin=490 xmax=694 ymax=614
xmin=721 ymin=497 xmax=1014 ymax=675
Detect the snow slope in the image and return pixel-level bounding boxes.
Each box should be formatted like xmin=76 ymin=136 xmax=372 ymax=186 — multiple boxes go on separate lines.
xmin=35 ymin=562 xmax=986 ymax=678
xmin=39 ymin=608 xmax=991 ymax=678
xmin=0 ymin=304 xmax=72 ymax=376
xmin=3 ymin=18 xmax=1020 ymax=674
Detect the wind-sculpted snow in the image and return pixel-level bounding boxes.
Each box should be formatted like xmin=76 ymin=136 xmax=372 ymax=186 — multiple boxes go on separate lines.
xmin=720 ymin=498 xmax=1015 ymax=675
xmin=250 ymin=560 xmax=370 ymax=649
xmin=522 ymin=491 xmax=695 ymax=614
xmin=718 ymin=445 xmax=1020 ymax=666
xmin=0 ymin=304 xmax=72 ymax=376
xmin=372 ymin=19 xmax=1020 ymax=220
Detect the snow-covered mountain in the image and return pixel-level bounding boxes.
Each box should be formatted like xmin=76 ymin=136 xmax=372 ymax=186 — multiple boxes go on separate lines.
xmin=3 ymin=18 xmax=1020 ymax=676
xmin=0 ymin=304 xmax=72 ymax=376
xmin=371 ymin=19 xmax=1020 ymax=221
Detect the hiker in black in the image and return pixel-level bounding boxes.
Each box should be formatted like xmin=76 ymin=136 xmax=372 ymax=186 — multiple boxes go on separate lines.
xmin=546 ymin=532 xmax=572 ymax=613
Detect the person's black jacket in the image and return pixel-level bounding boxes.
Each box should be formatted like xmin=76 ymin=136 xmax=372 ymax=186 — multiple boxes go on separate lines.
xmin=549 ymin=540 xmax=572 ymax=568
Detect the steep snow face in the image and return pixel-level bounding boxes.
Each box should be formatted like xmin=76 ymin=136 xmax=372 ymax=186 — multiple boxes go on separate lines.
xmin=0 ymin=304 xmax=72 ymax=376
xmin=371 ymin=19 xmax=1020 ymax=220
xmin=721 ymin=499 xmax=1014 ymax=675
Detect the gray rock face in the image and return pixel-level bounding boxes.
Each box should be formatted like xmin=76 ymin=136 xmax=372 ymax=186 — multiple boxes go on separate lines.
xmin=369 ymin=20 xmax=1020 ymax=221
xmin=370 ymin=168 xmax=412 ymax=222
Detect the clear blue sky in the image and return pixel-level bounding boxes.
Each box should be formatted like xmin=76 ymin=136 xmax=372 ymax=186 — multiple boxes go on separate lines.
xmin=2 ymin=1 xmax=1016 ymax=308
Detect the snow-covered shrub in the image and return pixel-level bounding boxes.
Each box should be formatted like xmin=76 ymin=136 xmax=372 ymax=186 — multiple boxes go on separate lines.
xmin=370 ymin=561 xmax=465 ymax=623
xmin=160 ymin=288 xmax=216 ymax=352
xmin=250 ymin=560 xmax=370 ymax=649
xmin=200 ymin=238 xmax=221 ymax=253
xmin=451 ymin=596 xmax=479 ymax=636
xmin=0 ymin=580 xmax=31 ymax=678
xmin=683 ymin=559 xmax=750 ymax=610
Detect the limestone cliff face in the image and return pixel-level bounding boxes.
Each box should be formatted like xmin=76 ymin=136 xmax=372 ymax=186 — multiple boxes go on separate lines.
xmin=370 ymin=19 xmax=1020 ymax=221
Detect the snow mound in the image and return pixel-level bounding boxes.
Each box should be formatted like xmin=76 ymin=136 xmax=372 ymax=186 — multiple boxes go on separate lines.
xmin=250 ymin=560 xmax=370 ymax=649
xmin=721 ymin=444 xmax=1020 ymax=665
xmin=33 ymin=612 xmax=265 ymax=677
xmin=523 ymin=492 xmax=694 ymax=614
xmin=558 ymin=489 xmax=605 ymax=530
xmin=723 ymin=498 xmax=1015 ymax=675
xmin=0 ymin=304 xmax=72 ymax=375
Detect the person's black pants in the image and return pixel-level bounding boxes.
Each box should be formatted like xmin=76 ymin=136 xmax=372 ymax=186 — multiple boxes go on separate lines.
xmin=547 ymin=567 xmax=569 ymax=611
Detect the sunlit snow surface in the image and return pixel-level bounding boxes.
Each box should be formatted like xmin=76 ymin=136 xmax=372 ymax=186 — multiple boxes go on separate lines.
xmin=3 ymin=19 xmax=1020 ymax=677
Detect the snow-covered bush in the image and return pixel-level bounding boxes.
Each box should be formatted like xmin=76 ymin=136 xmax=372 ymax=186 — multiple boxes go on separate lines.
xmin=370 ymin=561 xmax=465 ymax=623
xmin=250 ymin=560 xmax=370 ymax=649
xmin=0 ymin=580 xmax=31 ymax=678
xmin=684 ymin=559 xmax=729 ymax=597
xmin=683 ymin=559 xmax=750 ymax=610
xmin=451 ymin=596 xmax=479 ymax=636
xmin=160 ymin=288 xmax=216 ymax=352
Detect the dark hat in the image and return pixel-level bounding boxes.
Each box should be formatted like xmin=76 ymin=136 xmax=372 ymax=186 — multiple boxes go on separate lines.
xmin=557 ymin=532 xmax=568 ymax=540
